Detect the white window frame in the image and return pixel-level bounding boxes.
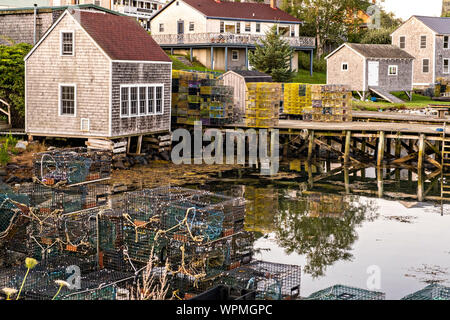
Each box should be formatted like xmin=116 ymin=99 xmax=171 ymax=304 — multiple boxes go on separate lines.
xmin=120 ymin=84 xmax=164 ymax=118
xmin=232 ymin=50 xmax=239 ymax=61
xmin=341 ymin=62 xmax=348 ymax=71
xmin=388 ymin=65 xmax=398 ymax=76
xmin=423 ymin=59 xmax=430 ymax=73
xmin=255 ymin=23 xmax=261 ymax=33
xmin=80 ymin=118 xmax=90 ymax=132
xmin=244 ymin=22 xmax=251 ymax=33
xmin=159 ymin=23 xmax=164 ymax=32
xmin=444 ymin=35 xmax=449 ymax=49
xmin=420 ymin=35 xmax=427 ymax=49
xmin=189 ymin=22 xmax=195 ymax=32
xmin=399 ymin=36 xmax=406 ymax=49
xmin=58 ymin=83 xmax=77 ymax=117
xmin=60 ymin=30 xmax=74 ymax=56
xmin=444 ymin=58 xmax=450 ymax=74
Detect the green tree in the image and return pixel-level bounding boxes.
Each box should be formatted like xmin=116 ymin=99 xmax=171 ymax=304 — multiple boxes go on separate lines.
xmin=248 ymin=25 xmax=294 ymax=82
xmin=0 ymin=41 xmax=32 ymax=128
xmin=281 ymin=0 xmax=365 ymax=57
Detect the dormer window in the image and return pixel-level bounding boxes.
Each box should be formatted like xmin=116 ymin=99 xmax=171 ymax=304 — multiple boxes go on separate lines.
xmin=61 ymin=31 xmax=74 ymax=56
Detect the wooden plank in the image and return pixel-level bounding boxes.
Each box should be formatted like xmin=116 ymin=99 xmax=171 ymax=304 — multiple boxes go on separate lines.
xmin=418 ymin=134 xmax=425 ymax=170
xmin=391 ymin=152 xmax=417 ymax=164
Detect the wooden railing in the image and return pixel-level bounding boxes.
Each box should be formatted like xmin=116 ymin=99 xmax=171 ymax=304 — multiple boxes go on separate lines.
xmin=0 ymin=98 xmax=11 ymax=127
xmin=152 ymin=32 xmax=316 ymax=48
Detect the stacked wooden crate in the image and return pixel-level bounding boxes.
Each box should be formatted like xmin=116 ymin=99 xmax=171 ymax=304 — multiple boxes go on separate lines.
xmin=305 ymin=84 xmax=352 ymax=122
xmin=172 ymin=70 xmax=234 ymax=125
xmin=245 ymin=82 xmax=282 ymax=128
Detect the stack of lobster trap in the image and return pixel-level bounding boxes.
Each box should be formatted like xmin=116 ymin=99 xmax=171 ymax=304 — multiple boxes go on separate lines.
xmin=304 ymin=84 xmax=353 ymax=122
xmin=172 ymin=70 xmax=237 ymax=126
xmin=245 ymin=83 xmax=282 ymax=128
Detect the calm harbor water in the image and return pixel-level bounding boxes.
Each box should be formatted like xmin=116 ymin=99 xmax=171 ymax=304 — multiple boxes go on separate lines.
xmin=190 ymin=161 xmax=450 ymax=300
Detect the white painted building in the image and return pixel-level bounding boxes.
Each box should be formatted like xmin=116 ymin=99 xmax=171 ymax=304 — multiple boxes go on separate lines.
xmin=150 ymin=0 xmax=315 ymax=72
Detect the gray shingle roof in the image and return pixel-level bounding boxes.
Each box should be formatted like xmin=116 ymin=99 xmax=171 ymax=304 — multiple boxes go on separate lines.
xmin=346 ymin=43 xmax=415 ymax=59
xmin=414 ymin=16 xmax=450 ymax=35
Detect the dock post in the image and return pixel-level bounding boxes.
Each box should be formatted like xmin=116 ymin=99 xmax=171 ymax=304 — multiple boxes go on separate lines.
xmin=417 ymin=169 xmax=424 ymax=202
xmin=344 ymin=130 xmax=351 ymax=165
xmin=418 ymin=134 xmax=425 ymax=171
xmin=344 ymin=167 xmax=350 ymax=194
xmin=395 ymin=136 xmax=401 ymax=159
xmin=377 ymin=131 xmax=385 ymax=167
xmin=377 ymin=167 xmax=383 ymax=198
xmin=307 ymin=130 xmax=314 ymax=162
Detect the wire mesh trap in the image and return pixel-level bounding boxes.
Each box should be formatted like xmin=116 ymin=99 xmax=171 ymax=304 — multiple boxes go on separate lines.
xmin=219 ymin=260 xmax=301 ymax=300
xmin=401 ymin=284 xmax=450 ymax=300
xmin=305 ymin=284 xmax=386 ymax=300
xmin=0 ymin=255 xmax=97 ymax=300
xmin=33 ymin=147 xmax=112 ymax=186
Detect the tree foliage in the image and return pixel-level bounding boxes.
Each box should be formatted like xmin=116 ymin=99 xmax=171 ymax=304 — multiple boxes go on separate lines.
xmin=0 ymin=41 xmax=32 ymax=127
xmin=248 ymin=25 xmax=294 ymax=82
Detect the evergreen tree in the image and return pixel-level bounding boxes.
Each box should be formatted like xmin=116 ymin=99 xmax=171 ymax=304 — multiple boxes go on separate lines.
xmin=249 ymin=26 xmax=294 ymax=82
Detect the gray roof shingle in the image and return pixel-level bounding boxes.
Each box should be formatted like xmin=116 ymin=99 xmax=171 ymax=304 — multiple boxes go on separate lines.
xmin=414 ymin=16 xmax=450 ymax=35
xmin=346 ymin=43 xmax=415 ymax=59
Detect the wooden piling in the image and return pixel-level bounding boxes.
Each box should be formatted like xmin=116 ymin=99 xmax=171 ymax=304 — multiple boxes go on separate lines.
xmin=308 ymin=130 xmax=314 ymax=162
xmin=377 ymin=131 xmax=385 ymax=167
xmin=418 ymin=134 xmax=425 ymax=170
xmin=344 ymin=130 xmax=351 ymax=165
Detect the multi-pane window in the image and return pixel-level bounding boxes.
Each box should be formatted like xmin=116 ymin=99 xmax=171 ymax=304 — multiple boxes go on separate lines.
xmin=220 ymin=21 xmax=224 ymax=33
xmin=444 ymin=59 xmax=450 ymax=74
xmin=420 ymin=35 xmax=427 ymax=49
xmin=130 ymin=87 xmax=138 ymax=115
xmin=290 ymin=25 xmax=295 ymax=37
xmin=232 ymin=50 xmax=239 ymax=61
xmin=159 ymin=23 xmax=164 ymax=32
xmin=236 ymin=22 xmax=240 ymax=34
xmin=423 ymin=59 xmax=430 ymax=73
xmin=60 ymin=85 xmax=75 ymax=115
xmin=245 ymin=22 xmax=251 ymax=32
xmin=120 ymin=85 xmax=164 ymax=117
xmin=341 ymin=63 xmax=348 ymax=71
xmin=445 ymin=36 xmax=449 ymax=49
xmin=61 ymin=32 xmax=73 ymax=56
xmin=256 ymin=23 xmax=261 ymax=33
xmin=148 ymin=87 xmax=154 ymax=114
xmin=399 ymin=36 xmax=406 ymax=49
xmin=139 ymin=87 xmax=147 ymax=114
xmin=155 ymin=87 xmax=163 ymax=114
xmin=388 ymin=65 xmax=398 ymax=75
xmin=189 ymin=22 xmax=194 ymax=32
xmin=121 ymin=87 xmax=129 ymax=116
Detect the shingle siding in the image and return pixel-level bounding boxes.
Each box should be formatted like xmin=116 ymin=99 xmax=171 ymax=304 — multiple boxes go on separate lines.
xmin=26 ymin=13 xmax=111 ymax=137
xmin=111 ymin=62 xmax=171 ymax=137
xmin=365 ymin=59 xmax=413 ymax=91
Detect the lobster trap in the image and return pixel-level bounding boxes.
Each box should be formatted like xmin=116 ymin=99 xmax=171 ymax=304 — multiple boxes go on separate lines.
xmin=0 ymin=255 xmax=97 ymax=300
xmin=305 ymin=284 xmax=386 ymax=300
xmin=401 ymin=284 xmax=450 ymax=300
xmin=27 ymin=208 xmax=100 ymax=260
xmin=33 ymin=147 xmax=112 ymax=186
xmin=220 ymin=260 xmax=301 ymax=300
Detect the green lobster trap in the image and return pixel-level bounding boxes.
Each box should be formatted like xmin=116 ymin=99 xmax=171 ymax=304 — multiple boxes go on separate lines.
xmin=305 ymin=284 xmax=385 ymax=300
xmin=401 ymin=284 xmax=450 ymax=300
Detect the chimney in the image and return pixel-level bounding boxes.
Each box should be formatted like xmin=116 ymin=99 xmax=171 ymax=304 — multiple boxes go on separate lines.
xmin=270 ymin=0 xmax=276 ymax=9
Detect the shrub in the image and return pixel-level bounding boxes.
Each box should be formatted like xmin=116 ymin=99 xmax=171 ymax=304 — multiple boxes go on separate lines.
xmin=298 ymin=51 xmax=327 ymax=73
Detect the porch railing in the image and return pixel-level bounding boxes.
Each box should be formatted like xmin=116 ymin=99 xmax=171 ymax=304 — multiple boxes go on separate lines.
xmin=152 ymin=32 xmax=316 ymax=48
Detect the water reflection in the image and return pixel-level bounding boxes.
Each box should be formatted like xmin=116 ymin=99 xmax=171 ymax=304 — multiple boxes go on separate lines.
xmin=246 ymin=187 xmax=379 ymax=278
xmin=198 ymin=160 xmax=450 ymax=298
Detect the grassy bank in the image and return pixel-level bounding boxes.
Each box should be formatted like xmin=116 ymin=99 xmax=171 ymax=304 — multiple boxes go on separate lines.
xmin=353 ymin=92 xmax=450 ymax=111
xmin=169 ymin=54 xmax=221 ymax=73
xmin=292 ymin=69 xmax=326 ymax=84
